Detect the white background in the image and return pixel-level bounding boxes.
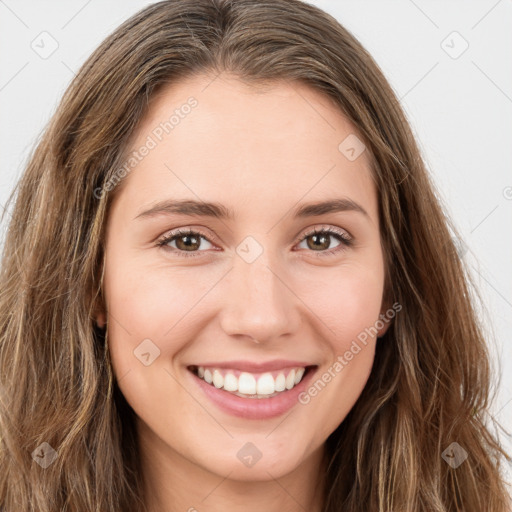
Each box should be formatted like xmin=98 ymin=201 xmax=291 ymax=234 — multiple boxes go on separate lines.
xmin=1 ymin=0 xmax=511 ymax=476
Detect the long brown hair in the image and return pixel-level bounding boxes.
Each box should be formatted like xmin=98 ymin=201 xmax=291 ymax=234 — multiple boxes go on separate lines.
xmin=0 ymin=0 xmax=510 ymax=510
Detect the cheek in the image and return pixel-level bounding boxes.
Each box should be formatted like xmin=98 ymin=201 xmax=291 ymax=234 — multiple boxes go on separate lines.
xmin=305 ymin=261 xmax=385 ymax=344
xmin=103 ymin=260 xmax=209 ymax=421
xmin=104 ymin=255 xmax=218 ymax=336
xmin=103 ymin=256 xmax=227 ymax=378
xmin=298 ymin=264 xmax=384 ymax=427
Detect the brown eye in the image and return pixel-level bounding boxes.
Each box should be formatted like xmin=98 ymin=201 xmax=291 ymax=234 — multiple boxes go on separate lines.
xmin=305 ymin=232 xmax=332 ymax=251
xmin=296 ymin=227 xmax=353 ymax=256
xmin=157 ymin=228 xmax=214 ymax=257
xmin=174 ymin=233 xmax=201 ymax=251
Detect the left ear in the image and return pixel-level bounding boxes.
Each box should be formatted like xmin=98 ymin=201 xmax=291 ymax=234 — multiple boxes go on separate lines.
xmin=92 ymin=258 xmax=107 ymax=329
xmin=95 ymin=309 xmax=107 ymax=329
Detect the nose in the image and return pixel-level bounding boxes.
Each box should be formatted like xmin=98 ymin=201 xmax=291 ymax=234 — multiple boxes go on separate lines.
xmin=218 ymin=251 xmax=302 ymax=345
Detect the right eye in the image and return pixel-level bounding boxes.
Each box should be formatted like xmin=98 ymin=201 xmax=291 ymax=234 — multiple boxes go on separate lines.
xmin=156 ymin=228 xmax=216 ymax=258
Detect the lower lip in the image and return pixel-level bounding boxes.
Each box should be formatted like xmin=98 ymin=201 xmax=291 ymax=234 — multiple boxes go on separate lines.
xmin=187 ymin=367 xmax=317 ymax=420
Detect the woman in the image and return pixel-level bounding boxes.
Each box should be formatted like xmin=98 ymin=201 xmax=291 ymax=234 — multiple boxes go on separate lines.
xmin=0 ymin=0 xmax=510 ymax=510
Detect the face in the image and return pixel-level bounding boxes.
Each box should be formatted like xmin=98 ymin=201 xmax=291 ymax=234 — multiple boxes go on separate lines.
xmin=98 ymin=73 xmax=390 ymax=483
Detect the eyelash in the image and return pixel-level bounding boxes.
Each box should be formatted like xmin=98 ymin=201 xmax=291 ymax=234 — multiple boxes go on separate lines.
xmin=156 ymin=226 xmax=353 ymax=259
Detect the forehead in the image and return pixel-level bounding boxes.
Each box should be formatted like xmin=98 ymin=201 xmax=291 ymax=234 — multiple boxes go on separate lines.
xmin=111 ymin=73 xmax=377 ymax=222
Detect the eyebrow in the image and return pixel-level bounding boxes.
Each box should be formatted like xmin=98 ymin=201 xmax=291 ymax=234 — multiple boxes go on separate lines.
xmin=133 ymin=198 xmax=369 ymax=221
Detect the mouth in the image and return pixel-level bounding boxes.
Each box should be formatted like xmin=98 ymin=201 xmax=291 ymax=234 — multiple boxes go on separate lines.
xmin=187 ymin=364 xmax=316 ymax=399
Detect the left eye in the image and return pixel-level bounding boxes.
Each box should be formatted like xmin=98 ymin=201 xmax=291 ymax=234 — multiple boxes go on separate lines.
xmin=156 ymin=226 xmax=352 ymax=258
xmin=297 ymin=229 xmax=346 ymax=252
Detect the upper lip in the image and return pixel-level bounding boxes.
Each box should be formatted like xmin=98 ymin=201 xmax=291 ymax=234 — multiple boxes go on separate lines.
xmin=189 ymin=360 xmax=316 ymax=373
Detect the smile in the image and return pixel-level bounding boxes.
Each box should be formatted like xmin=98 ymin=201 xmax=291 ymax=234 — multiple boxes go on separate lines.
xmin=186 ymin=361 xmax=318 ymax=419
xmin=189 ymin=365 xmax=308 ymax=398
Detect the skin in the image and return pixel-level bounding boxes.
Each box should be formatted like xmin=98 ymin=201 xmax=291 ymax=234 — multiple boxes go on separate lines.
xmin=97 ymin=72 xmax=390 ymax=512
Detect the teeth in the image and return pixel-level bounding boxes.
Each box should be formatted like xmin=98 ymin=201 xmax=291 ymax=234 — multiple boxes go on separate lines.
xmin=256 ymin=373 xmax=275 ymax=395
xmin=285 ymin=369 xmax=296 ymax=390
xmin=275 ymin=373 xmax=286 ymax=392
xmin=193 ymin=365 xmax=308 ymax=397
xmin=238 ymin=372 xmax=256 ymax=395
xmin=294 ymin=367 xmax=305 ymax=385
xmin=223 ymin=372 xmax=238 ymax=392
xmin=212 ymin=369 xmax=224 ymax=388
